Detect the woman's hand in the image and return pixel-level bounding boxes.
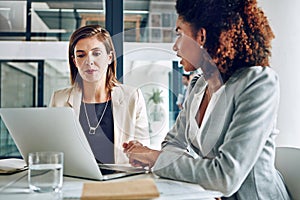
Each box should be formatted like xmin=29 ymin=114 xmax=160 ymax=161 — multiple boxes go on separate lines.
xmin=123 ymin=140 xmax=161 ymax=168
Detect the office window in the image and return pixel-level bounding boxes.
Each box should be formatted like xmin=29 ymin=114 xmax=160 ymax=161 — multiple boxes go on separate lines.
xmin=1 ymin=0 xmax=177 ymax=43
xmin=31 ymin=0 xmax=105 ymax=41
xmin=44 ymin=59 xmax=70 ymax=106
xmin=0 ymin=1 xmax=26 ymax=32
xmin=0 ymin=1 xmax=27 ymax=41
xmin=0 ymin=62 xmax=36 ymax=157
xmin=0 ymin=62 xmax=35 ymax=108
xmin=0 ymin=0 xmax=105 ymax=41
xmin=124 ymin=0 xmax=177 ymax=43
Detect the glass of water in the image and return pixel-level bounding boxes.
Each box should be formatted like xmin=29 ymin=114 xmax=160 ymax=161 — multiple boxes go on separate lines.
xmin=28 ymin=151 xmax=64 ymax=193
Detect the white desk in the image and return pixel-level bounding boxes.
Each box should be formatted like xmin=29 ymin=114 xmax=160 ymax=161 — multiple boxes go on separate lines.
xmin=0 ymin=170 xmax=222 ymax=200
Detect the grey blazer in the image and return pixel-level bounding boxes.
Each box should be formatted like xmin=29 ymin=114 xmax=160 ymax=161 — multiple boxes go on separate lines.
xmin=152 ymin=66 xmax=291 ymax=199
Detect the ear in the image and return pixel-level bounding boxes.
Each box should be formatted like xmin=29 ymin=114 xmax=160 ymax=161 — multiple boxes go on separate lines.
xmin=196 ymin=28 xmax=206 ymax=47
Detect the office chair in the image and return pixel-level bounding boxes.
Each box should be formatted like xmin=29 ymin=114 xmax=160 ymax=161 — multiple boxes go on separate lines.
xmin=275 ymin=146 xmax=300 ymax=200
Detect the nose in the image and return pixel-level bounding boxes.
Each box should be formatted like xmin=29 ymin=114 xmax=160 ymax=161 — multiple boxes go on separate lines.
xmin=86 ymin=55 xmax=94 ymax=65
xmin=173 ymin=40 xmax=178 ymax=52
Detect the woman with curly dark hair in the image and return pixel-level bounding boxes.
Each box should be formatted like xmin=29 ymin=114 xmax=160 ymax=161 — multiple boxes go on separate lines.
xmin=124 ymin=0 xmax=291 ymax=199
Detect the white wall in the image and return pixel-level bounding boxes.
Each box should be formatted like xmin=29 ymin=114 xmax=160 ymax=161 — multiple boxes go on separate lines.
xmin=259 ymin=1 xmax=300 ymax=147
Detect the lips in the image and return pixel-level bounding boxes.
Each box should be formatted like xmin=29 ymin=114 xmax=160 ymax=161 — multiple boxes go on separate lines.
xmin=85 ymin=69 xmax=97 ymax=74
xmin=176 ymin=54 xmax=183 ymax=64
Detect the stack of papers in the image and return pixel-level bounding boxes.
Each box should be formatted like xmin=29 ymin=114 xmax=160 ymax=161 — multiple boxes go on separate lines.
xmin=0 ymin=158 xmax=27 ymax=175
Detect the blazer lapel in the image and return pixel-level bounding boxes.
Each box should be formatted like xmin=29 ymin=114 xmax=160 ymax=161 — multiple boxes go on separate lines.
xmin=188 ymin=77 xmax=207 ymax=154
xmin=188 ymin=76 xmax=226 ymax=157
xmin=67 ymin=86 xmax=82 ymax=118
xmin=189 ymin=90 xmax=205 ymax=146
xmin=111 ymin=86 xmax=126 ymax=163
xmin=200 ymin=86 xmax=226 ymax=157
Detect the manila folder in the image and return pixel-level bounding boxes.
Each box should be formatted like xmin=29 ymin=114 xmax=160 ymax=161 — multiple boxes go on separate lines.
xmin=81 ymin=178 xmax=160 ymax=200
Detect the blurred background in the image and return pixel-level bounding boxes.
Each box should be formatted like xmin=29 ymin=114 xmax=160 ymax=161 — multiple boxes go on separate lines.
xmin=0 ymin=0 xmax=299 ymax=157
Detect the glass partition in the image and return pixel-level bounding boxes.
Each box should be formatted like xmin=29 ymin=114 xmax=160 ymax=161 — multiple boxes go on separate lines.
xmin=0 ymin=0 xmax=105 ymax=41
xmin=44 ymin=59 xmax=70 ymax=105
xmin=124 ymin=0 xmax=177 ymax=43
xmin=0 ymin=61 xmax=36 ymax=157
xmin=0 ymin=1 xmax=26 ymax=32
xmin=0 ymin=62 xmax=36 ymax=108
xmin=31 ymin=0 xmax=105 ymax=41
xmin=0 ymin=0 xmax=177 ymax=42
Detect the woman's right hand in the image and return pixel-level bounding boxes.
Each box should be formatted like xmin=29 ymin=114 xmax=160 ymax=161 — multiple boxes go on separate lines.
xmin=123 ymin=141 xmax=161 ymax=168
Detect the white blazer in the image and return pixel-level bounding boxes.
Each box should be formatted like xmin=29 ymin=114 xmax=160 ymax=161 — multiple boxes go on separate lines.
xmin=49 ymin=84 xmax=150 ymax=164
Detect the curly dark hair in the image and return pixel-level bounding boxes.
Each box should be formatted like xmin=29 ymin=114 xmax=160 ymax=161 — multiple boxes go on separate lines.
xmin=176 ymin=0 xmax=275 ymax=81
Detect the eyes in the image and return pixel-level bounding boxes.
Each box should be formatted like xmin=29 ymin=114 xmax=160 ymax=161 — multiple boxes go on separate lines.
xmin=75 ymin=50 xmax=103 ymax=58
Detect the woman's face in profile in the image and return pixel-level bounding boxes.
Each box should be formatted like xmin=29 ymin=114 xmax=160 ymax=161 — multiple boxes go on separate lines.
xmin=73 ymin=36 xmax=112 ymax=84
xmin=173 ymin=17 xmax=203 ymax=72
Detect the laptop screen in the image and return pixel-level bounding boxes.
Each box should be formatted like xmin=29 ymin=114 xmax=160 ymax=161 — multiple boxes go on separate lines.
xmin=0 ymin=107 xmax=148 ymax=180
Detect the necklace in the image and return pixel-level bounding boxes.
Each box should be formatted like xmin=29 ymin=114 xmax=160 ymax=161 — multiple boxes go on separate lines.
xmin=83 ymin=99 xmax=109 ymax=134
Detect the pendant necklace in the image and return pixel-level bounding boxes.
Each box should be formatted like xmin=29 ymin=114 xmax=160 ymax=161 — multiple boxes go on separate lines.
xmin=83 ymin=97 xmax=109 ymax=134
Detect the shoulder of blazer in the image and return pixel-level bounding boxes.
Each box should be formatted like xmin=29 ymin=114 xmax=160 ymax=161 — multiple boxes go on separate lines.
xmin=112 ymin=84 xmax=139 ymax=100
xmin=54 ymin=87 xmax=73 ymax=96
xmin=51 ymin=86 xmax=81 ymax=105
xmin=53 ymin=86 xmax=80 ymax=98
xmin=226 ymin=66 xmax=278 ymax=87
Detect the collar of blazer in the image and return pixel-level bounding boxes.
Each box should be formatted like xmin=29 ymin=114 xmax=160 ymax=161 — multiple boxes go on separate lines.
xmin=188 ymin=76 xmax=226 ymax=157
xmin=66 ymin=83 xmax=125 ymax=117
xmin=67 ymin=85 xmax=82 ymax=117
xmin=110 ymin=84 xmax=126 ymax=106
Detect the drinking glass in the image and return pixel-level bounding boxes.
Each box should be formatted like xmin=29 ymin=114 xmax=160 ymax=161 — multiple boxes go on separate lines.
xmin=28 ymin=151 xmax=64 ymax=193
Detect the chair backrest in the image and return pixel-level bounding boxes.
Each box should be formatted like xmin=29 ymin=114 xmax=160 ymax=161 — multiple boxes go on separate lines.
xmin=275 ymin=146 xmax=300 ymax=199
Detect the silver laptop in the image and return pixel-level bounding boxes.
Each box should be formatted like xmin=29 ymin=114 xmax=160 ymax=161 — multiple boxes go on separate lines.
xmin=0 ymin=107 xmax=147 ymax=180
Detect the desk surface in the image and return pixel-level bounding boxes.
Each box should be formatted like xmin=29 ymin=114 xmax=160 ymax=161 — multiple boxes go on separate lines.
xmin=0 ymin=170 xmax=222 ymax=200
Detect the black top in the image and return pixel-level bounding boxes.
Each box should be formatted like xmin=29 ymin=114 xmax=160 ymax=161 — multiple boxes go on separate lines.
xmin=79 ymin=100 xmax=114 ymax=164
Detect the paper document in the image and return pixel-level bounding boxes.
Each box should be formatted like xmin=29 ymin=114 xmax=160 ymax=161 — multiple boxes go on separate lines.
xmin=0 ymin=158 xmax=27 ymax=174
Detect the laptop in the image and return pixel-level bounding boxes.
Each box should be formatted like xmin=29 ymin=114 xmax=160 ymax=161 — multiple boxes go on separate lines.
xmin=0 ymin=107 xmax=148 ymax=180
